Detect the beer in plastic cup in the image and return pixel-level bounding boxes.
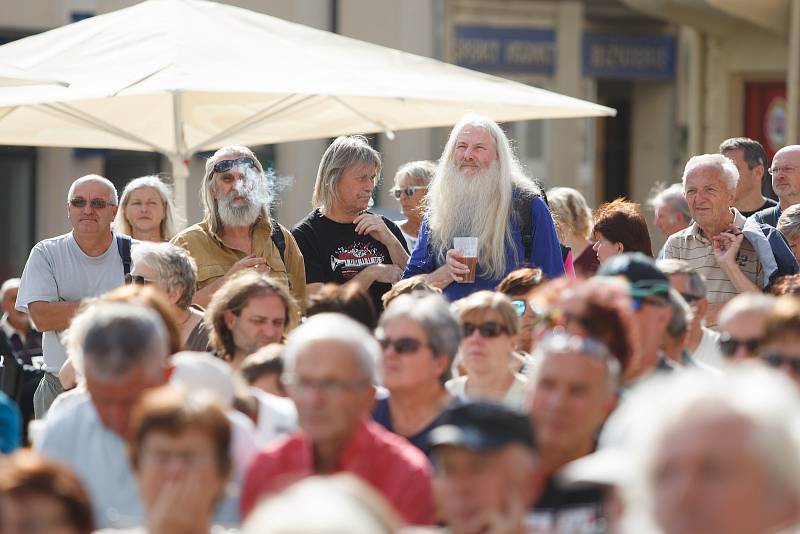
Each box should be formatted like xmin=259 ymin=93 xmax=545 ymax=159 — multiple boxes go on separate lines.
xmin=454 ymin=237 xmax=478 ymax=283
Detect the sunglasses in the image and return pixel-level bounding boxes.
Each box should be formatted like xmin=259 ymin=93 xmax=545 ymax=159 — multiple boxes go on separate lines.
xmin=511 ymin=299 xmax=527 ymax=317
xmin=463 ymin=321 xmax=508 ymax=338
xmin=719 ymin=334 xmax=761 ymax=356
xmin=377 ymin=336 xmax=426 ymax=354
xmin=69 ymin=197 xmax=115 ymax=210
xmin=125 ymin=274 xmax=152 ymax=285
xmin=390 ymin=186 xmax=426 ymax=199
xmin=212 ymin=156 xmax=257 ymax=174
xmin=680 ymin=292 xmax=703 ymax=304
xmin=631 ymin=295 xmax=669 ymax=311
xmin=762 ymin=353 xmax=800 ymax=373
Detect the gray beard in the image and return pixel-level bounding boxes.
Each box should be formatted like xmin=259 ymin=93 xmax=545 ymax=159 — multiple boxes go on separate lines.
xmin=216 ymin=197 xmax=263 ymax=228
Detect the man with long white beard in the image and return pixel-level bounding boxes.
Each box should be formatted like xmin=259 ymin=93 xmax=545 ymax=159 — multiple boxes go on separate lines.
xmin=171 ymin=145 xmax=306 ymax=307
xmin=404 ymin=113 xmax=564 ymax=301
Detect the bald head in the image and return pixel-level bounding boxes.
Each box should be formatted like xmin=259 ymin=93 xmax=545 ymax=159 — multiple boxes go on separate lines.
xmin=67 ymin=174 xmax=118 ymax=205
xmin=770 ymin=146 xmax=800 ymax=209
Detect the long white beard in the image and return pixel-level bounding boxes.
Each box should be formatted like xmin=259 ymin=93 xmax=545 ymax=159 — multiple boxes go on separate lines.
xmin=214 ymin=170 xmax=270 ymax=228
xmin=429 ymin=160 xmax=504 ymax=251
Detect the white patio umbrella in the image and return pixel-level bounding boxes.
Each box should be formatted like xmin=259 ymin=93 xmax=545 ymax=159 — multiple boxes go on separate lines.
xmin=0 ymin=64 xmax=68 ymax=87
xmin=0 ymin=0 xmax=615 ymax=214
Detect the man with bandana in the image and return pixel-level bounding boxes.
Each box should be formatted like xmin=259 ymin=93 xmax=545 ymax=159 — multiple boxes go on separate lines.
xmin=171 ymin=145 xmax=306 ymax=308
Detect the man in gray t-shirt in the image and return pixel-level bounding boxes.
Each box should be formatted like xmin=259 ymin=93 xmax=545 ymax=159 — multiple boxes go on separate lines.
xmin=16 ymin=174 xmax=127 ymax=417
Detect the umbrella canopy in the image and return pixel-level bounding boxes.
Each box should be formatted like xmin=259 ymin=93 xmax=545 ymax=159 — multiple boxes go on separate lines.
xmin=0 ymin=64 xmax=68 ymax=87
xmin=0 ymin=0 xmax=615 ymax=211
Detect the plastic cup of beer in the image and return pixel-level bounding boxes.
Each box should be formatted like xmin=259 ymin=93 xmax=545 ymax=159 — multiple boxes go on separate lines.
xmin=453 ymin=237 xmax=478 ymax=283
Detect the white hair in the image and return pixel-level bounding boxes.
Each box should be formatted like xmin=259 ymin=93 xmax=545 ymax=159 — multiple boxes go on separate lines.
xmin=66 ymin=174 xmax=118 ymax=205
xmin=718 ymin=292 xmax=776 ymax=326
xmin=778 ymin=203 xmax=800 ymax=242
xmin=620 ymin=366 xmax=800 ymax=525
xmin=647 ymin=182 xmax=691 ymax=223
xmin=281 ymin=313 xmax=381 ymax=385
xmin=427 ymin=113 xmax=541 ymax=280
xmin=243 ymin=474 xmax=402 ymax=534
xmin=112 ymin=175 xmax=182 ymax=240
xmin=681 ymin=153 xmax=739 ymax=191
xmin=0 ymin=278 xmax=20 ymax=301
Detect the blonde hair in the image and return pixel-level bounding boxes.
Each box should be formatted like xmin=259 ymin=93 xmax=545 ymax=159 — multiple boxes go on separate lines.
xmin=113 ymin=175 xmax=181 ymax=240
xmin=451 ymin=290 xmax=519 ymax=337
xmin=312 ymin=135 xmax=381 ymax=215
xmin=547 ymin=187 xmax=593 ymax=241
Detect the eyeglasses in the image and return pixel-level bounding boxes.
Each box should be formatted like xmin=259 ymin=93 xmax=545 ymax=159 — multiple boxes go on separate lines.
xmin=125 ymin=274 xmax=153 ymax=285
xmin=631 ymin=295 xmax=669 ymax=311
xmin=463 ymin=321 xmax=508 ymax=338
xmin=212 ymin=156 xmax=257 ymax=174
xmin=762 ymin=353 xmax=800 ymax=373
xmin=719 ymin=333 xmax=761 ymax=356
xmin=768 ymin=166 xmax=799 ymax=176
xmin=390 ymin=186 xmax=426 ymax=199
xmin=511 ymin=299 xmax=527 ymax=317
xmin=69 ymin=197 xmax=115 ymax=210
xmin=377 ymin=336 xmax=426 ymax=354
xmin=284 ymin=376 xmax=370 ymax=396
xmin=680 ymin=292 xmax=703 ymax=304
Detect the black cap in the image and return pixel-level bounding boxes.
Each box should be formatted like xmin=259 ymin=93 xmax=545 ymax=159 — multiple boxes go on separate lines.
xmin=428 ymin=401 xmax=535 ymax=452
xmin=597 ymin=252 xmax=670 ymax=299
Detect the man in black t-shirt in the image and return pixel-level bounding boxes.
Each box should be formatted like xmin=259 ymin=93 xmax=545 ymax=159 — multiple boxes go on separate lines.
xmin=720 ymin=137 xmax=777 ymax=218
xmin=292 ymin=136 xmax=409 ymax=311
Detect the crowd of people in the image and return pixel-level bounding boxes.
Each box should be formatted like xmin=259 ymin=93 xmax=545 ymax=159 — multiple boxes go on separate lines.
xmin=0 ymin=112 xmax=799 ymax=533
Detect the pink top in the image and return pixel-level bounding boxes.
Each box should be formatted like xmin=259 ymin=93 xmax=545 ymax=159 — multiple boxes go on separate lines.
xmin=241 ymin=419 xmax=435 ymax=525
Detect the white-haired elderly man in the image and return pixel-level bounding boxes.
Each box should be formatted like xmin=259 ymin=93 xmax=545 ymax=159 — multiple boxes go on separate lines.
xmin=292 ymin=135 xmax=409 ymax=312
xmin=171 ymin=145 xmax=306 ymax=308
xmin=620 ymin=365 xmax=800 ymax=534
xmin=648 ymin=182 xmax=691 ymax=241
xmin=662 ymin=153 xmax=797 ymax=327
xmin=403 ymin=113 xmax=563 ymax=301
xmin=753 ymin=144 xmax=800 ymax=227
xmin=240 ymin=313 xmax=435 ymax=526
xmin=16 ymin=174 xmax=130 ymax=418
xmin=35 ymin=302 xmax=170 ymax=528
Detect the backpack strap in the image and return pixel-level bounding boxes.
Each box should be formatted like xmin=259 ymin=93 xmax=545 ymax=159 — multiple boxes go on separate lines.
xmin=512 ymin=191 xmax=535 ymax=264
xmin=115 ymin=234 xmax=132 ymax=276
xmin=270 ymin=219 xmax=286 ymax=266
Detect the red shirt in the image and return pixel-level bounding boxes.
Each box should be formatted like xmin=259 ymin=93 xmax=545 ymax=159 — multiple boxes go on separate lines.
xmin=241 ymin=419 xmax=435 ymax=525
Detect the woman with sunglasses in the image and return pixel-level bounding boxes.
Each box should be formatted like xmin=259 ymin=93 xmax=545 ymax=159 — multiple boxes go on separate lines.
xmin=757 ymin=295 xmax=800 ymax=388
xmin=390 ymin=161 xmax=436 ymax=252
xmin=446 ymin=291 xmax=527 ymax=409
xmin=372 ymin=293 xmax=461 ymax=458
xmin=113 ymin=175 xmax=181 ymax=243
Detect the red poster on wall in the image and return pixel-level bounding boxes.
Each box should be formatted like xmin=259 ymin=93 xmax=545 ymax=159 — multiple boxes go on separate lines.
xmin=744 ymin=81 xmax=787 ymax=162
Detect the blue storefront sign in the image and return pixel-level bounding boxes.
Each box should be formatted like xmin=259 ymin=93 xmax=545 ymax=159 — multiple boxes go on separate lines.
xmin=454 ymin=26 xmax=555 ymax=75
xmin=582 ymin=33 xmax=676 ymax=81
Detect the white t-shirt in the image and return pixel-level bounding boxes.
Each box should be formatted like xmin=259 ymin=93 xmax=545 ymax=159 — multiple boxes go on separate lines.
xmin=250 ymin=387 xmax=298 ymax=446
xmin=35 ymin=392 xmax=143 ymax=529
xmin=445 ymin=373 xmax=529 ymax=410
xmin=690 ymin=327 xmax=724 ymax=369
xmin=16 ymin=232 xmax=128 ymax=372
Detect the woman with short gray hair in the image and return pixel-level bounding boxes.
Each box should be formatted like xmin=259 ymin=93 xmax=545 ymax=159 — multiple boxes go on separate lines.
xmin=292 ymin=135 xmax=409 ymax=312
xmin=129 ymin=242 xmax=210 ymax=351
xmin=777 ymin=203 xmax=800 ymax=264
xmin=373 ymin=293 xmax=461 ymax=458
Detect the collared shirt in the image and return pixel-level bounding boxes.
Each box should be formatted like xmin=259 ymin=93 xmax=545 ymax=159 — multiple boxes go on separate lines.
xmin=0 ymin=315 xmax=27 ymax=346
xmin=662 ymin=209 xmax=762 ymax=325
xmin=171 ymin=217 xmax=306 ymax=307
xmin=240 ymin=419 xmax=435 ymax=525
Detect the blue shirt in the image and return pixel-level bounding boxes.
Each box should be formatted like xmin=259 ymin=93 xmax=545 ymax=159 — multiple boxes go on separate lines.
xmin=403 ymin=194 xmax=564 ymax=301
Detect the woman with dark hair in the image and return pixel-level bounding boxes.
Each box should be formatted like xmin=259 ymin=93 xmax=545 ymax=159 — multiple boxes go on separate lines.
xmin=305 ymin=283 xmax=378 ymax=331
xmin=123 ymin=386 xmax=233 ymax=533
xmin=592 ymin=198 xmax=653 ymax=263
xmin=0 ymin=450 xmax=95 ymax=534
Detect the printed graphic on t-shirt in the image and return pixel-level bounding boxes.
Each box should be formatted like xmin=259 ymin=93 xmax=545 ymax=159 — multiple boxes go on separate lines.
xmin=330 ymin=242 xmax=386 ymax=279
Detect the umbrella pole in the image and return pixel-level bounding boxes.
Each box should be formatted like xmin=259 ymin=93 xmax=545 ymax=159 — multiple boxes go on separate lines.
xmin=169 ymin=153 xmax=189 ymax=224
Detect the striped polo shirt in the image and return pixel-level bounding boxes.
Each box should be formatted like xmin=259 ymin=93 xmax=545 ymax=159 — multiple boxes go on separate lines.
xmin=662 ymin=209 xmax=762 ymax=312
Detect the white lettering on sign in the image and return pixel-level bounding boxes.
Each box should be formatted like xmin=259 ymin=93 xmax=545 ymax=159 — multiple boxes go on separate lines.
xmin=456 ymin=38 xmax=501 ymax=65
xmin=504 ymin=41 xmax=553 ymax=67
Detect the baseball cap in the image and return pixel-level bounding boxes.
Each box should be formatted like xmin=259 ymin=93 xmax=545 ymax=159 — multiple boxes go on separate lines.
xmin=597 ymin=252 xmax=670 ymax=299
xmin=428 ymin=401 xmax=535 ymax=452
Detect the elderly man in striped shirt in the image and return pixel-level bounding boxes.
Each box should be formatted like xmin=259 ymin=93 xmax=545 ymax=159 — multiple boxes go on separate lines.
xmin=662 ymin=153 xmax=796 ymax=328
